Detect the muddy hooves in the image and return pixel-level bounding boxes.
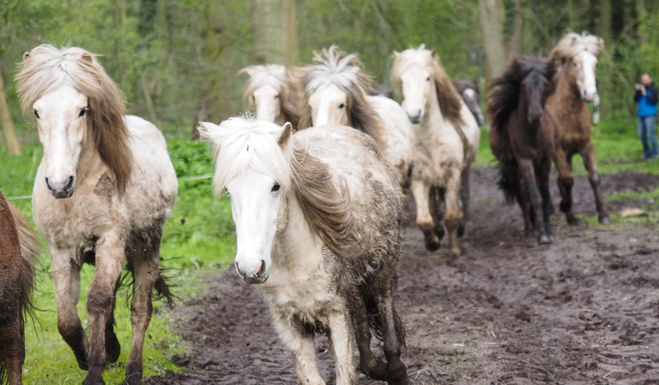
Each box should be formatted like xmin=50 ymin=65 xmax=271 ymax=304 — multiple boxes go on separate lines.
xmin=599 ymin=215 xmax=611 ymax=224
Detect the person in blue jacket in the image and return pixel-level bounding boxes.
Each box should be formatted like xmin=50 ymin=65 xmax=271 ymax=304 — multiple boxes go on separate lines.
xmin=635 ymin=73 xmax=659 ymax=159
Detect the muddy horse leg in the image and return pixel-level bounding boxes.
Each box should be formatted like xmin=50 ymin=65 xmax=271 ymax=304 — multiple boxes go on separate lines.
xmin=84 ymin=234 xmax=126 ymax=385
xmin=515 ymin=174 xmax=534 ymax=237
xmin=350 ymin=293 xmax=387 ymax=380
xmin=375 ymin=286 xmax=408 ymax=385
xmin=554 ymin=150 xmax=580 ymax=225
xmin=0 ymin=315 xmax=24 ymax=385
xmin=327 ymin=310 xmax=357 ymax=385
xmin=444 ymin=171 xmax=464 ymax=259
xmin=517 ymin=158 xmax=551 ymax=244
xmin=458 ymin=166 xmax=471 ymax=237
xmin=538 ymin=157 xmax=555 ymax=240
xmin=124 ymin=250 xmax=160 ymax=385
xmin=270 ymin=311 xmax=325 ymax=385
xmin=104 ymin=278 xmax=121 ymax=365
xmin=50 ymin=247 xmax=89 ymax=370
xmin=411 ymin=178 xmax=440 ymax=252
xmin=581 ymin=141 xmax=610 ymax=224
xmin=429 ymin=186 xmax=445 ymax=241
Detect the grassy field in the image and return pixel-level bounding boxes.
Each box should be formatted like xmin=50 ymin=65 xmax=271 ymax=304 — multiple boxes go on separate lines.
xmin=0 ymin=114 xmax=656 ymax=383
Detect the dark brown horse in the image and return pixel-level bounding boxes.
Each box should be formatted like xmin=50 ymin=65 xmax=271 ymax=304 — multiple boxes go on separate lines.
xmin=547 ymin=32 xmax=610 ymax=225
xmin=0 ymin=191 xmax=38 ymax=385
xmin=488 ymin=57 xmax=557 ymax=243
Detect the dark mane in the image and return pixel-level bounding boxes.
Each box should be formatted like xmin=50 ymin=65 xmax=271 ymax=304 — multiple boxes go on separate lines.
xmin=487 ymin=56 xmax=555 ymax=133
xmin=452 ymin=79 xmax=479 ymax=96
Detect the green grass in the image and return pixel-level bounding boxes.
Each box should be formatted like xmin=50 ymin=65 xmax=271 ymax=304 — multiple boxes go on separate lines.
xmin=0 ymin=138 xmax=235 ymax=383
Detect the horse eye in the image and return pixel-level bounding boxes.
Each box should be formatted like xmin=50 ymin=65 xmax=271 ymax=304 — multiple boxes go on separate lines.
xmin=338 ymin=103 xmax=345 ymax=109
xmin=33 ymin=109 xmax=40 ymax=119
xmin=426 ymin=77 xmax=431 ymax=81
xmin=573 ymin=62 xmax=577 ymax=67
xmin=78 ymin=108 xmax=87 ymax=118
xmin=274 ymin=95 xmax=279 ymax=99
xmin=271 ymin=183 xmax=280 ymax=192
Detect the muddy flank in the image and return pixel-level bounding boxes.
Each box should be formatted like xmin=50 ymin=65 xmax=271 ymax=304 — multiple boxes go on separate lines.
xmin=147 ymin=168 xmax=659 ymax=384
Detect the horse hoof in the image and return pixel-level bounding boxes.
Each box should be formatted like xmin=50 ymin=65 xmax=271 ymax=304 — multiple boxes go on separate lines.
xmin=566 ymin=216 xmax=581 ymax=226
xmin=538 ymin=235 xmax=552 ymax=245
xmin=425 ymin=240 xmax=441 ymax=253
xmin=599 ymin=215 xmax=611 ymax=225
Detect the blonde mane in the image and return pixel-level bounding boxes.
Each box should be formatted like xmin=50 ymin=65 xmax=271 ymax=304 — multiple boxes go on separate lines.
xmin=240 ymin=64 xmax=303 ymax=128
xmin=391 ymin=45 xmax=464 ymax=127
xmin=198 ymin=117 xmax=355 ymax=259
xmin=16 ymin=45 xmax=132 ymax=193
xmin=296 ymin=46 xmax=386 ymax=152
xmin=551 ymin=32 xmax=604 ymax=62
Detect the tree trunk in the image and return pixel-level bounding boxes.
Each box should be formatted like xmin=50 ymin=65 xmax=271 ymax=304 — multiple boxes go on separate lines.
xmin=636 ymin=0 xmax=646 ymax=43
xmin=0 ymin=71 xmax=21 ymax=155
xmin=479 ymin=0 xmax=507 ymax=78
xmin=251 ymin=0 xmax=298 ymax=65
xmin=600 ymin=0 xmax=612 ymax=45
xmin=508 ymin=0 xmax=525 ymax=57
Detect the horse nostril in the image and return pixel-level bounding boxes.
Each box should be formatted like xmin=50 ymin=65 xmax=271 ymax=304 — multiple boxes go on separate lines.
xmin=65 ymin=176 xmax=75 ymax=191
xmin=253 ymin=260 xmax=266 ymax=277
xmin=45 ymin=177 xmax=52 ymax=191
xmin=235 ymin=262 xmax=246 ymax=278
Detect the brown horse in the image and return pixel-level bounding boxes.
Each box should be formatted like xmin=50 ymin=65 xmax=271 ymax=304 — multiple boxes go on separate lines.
xmin=0 ymin=191 xmax=39 ymax=385
xmin=547 ymin=32 xmax=610 ymax=225
xmin=488 ymin=57 xmax=557 ymax=243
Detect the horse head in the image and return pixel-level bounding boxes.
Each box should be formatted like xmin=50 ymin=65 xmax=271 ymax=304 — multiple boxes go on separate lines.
xmin=550 ymin=32 xmax=604 ymax=102
xmin=240 ymin=64 xmax=289 ymax=123
xmin=198 ymin=119 xmax=297 ymax=284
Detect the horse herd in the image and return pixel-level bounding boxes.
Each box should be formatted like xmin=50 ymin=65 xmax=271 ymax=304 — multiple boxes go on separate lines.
xmin=0 ymin=31 xmax=607 ymax=385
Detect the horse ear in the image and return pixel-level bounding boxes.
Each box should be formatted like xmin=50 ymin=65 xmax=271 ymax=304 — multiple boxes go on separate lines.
xmin=23 ymin=52 xmax=30 ymax=61
xmin=392 ymin=50 xmax=400 ymax=59
xmin=196 ymin=121 xmax=217 ymax=142
xmin=277 ymin=122 xmax=295 ymax=149
xmin=239 ymin=66 xmax=256 ymax=77
xmin=431 ymin=49 xmax=437 ymax=58
xmin=81 ymin=52 xmax=94 ymax=64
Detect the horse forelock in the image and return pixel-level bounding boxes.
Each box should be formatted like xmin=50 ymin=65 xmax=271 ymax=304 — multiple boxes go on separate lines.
xmin=199 ymin=118 xmax=294 ymax=195
xmin=16 ymin=44 xmax=133 ymax=193
xmin=551 ymin=32 xmax=604 ymax=61
xmin=242 ymin=64 xmax=288 ymax=99
xmin=301 ymin=45 xmax=372 ymax=96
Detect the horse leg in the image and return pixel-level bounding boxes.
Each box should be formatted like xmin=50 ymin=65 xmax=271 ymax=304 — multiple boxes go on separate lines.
xmin=50 ymin=247 xmax=89 ymax=370
xmin=104 ymin=278 xmax=121 ymax=365
xmin=444 ymin=171 xmax=464 ymax=259
xmin=0 ymin=315 xmax=24 ymax=385
xmin=350 ymin=294 xmax=386 ymax=380
xmin=411 ymin=179 xmax=440 ymax=252
xmin=327 ymin=310 xmax=357 ymax=385
xmin=515 ymin=175 xmax=534 ymax=237
xmin=517 ymin=158 xmax=551 ymax=244
xmin=538 ymin=157 xmax=555 ymax=240
xmin=124 ymin=252 xmax=160 ymax=385
xmin=458 ymin=166 xmax=471 ymax=237
xmin=270 ymin=311 xmax=325 ymax=385
xmin=84 ymin=235 xmax=126 ymax=385
xmin=429 ymin=186 xmax=445 ymax=241
xmin=581 ymin=142 xmax=610 ymax=224
xmin=554 ymin=150 xmax=580 ymax=225
xmin=375 ymin=287 xmax=408 ymax=385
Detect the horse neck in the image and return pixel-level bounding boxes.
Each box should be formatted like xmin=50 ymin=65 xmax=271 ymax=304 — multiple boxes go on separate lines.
xmin=421 ymin=82 xmax=447 ymax=130
xmin=76 ymin=125 xmax=105 ymax=184
xmin=272 ymin=194 xmax=320 ymax=270
xmin=556 ymin=64 xmax=583 ymax=108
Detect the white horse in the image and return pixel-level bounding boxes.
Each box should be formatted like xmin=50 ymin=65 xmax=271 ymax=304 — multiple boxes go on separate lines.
xmin=240 ymin=64 xmax=303 ymax=127
xmin=391 ymin=45 xmax=481 ymax=258
xmin=198 ymin=117 xmax=409 ymax=385
xmin=297 ymin=46 xmax=414 ymax=190
xmin=16 ymin=45 xmax=177 ymax=385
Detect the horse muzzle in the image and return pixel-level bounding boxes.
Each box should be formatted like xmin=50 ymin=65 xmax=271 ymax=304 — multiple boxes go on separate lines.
xmin=45 ymin=176 xmax=76 ymax=199
xmin=235 ymin=260 xmax=270 ymax=284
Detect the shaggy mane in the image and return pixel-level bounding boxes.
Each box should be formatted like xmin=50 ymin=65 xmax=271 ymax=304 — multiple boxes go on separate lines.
xmin=487 ymin=56 xmax=556 ymax=133
xmin=551 ymin=32 xmax=604 ymax=61
xmin=391 ymin=45 xmax=464 ymax=127
xmin=296 ymin=46 xmax=386 ymax=153
xmin=198 ymin=118 xmax=355 ymax=259
xmin=240 ymin=64 xmax=303 ymax=128
xmin=452 ymin=79 xmax=479 ymax=96
xmin=16 ymin=45 xmax=132 ymax=193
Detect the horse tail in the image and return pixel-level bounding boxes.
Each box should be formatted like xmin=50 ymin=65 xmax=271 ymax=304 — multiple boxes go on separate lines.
xmin=497 ymin=160 xmax=520 ymax=205
xmin=365 ymin=296 xmax=407 ymax=352
xmin=9 ymin=203 xmax=39 ymax=328
xmin=153 ymin=272 xmax=174 ymax=307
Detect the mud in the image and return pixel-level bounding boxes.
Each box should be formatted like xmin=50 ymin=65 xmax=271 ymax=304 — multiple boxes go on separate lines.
xmin=147 ymin=168 xmax=659 ymax=384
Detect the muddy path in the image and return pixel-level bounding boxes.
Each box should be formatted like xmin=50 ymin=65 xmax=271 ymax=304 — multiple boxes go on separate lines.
xmin=146 ymin=168 xmax=659 ymax=385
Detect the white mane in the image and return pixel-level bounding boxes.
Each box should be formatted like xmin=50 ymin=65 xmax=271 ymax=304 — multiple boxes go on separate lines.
xmin=241 ymin=64 xmax=288 ymax=96
xmin=198 ymin=117 xmax=294 ymax=195
xmin=390 ymin=44 xmax=433 ymax=81
xmin=300 ymin=46 xmax=370 ymax=95
xmin=551 ymin=32 xmax=604 ymax=60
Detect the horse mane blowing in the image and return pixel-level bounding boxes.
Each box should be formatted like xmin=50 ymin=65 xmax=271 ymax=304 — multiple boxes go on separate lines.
xmin=391 ymin=44 xmax=464 ymax=127
xmin=550 ymin=32 xmax=604 ymax=62
xmin=16 ymin=45 xmax=133 ymax=193
xmin=198 ymin=118 xmax=356 ymax=260
xmin=296 ymin=46 xmax=386 ymax=148
xmin=240 ymin=64 xmax=303 ymax=128
xmin=487 ymin=56 xmax=556 ymax=134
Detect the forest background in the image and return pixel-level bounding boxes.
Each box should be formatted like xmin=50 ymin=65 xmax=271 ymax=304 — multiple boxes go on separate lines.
xmin=1 ymin=0 xmax=659 ymax=152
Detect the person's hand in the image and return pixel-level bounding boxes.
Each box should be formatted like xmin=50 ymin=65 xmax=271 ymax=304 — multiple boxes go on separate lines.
xmin=642 ymin=85 xmax=647 ymax=95
xmin=636 ymin=83 xmax=643 ymax=90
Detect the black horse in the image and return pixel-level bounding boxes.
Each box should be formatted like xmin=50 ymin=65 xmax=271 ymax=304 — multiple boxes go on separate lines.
xmin=487 ymin=57 xmax=557 ymax=244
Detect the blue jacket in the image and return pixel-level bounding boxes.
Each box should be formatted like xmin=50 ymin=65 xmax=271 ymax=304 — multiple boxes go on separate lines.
xmin=635 ymin=82 xmax=658 ymax=118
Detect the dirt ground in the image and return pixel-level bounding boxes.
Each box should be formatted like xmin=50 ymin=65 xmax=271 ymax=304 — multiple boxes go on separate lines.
xmin=146 ymin=167 xmax=659 ymax=385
